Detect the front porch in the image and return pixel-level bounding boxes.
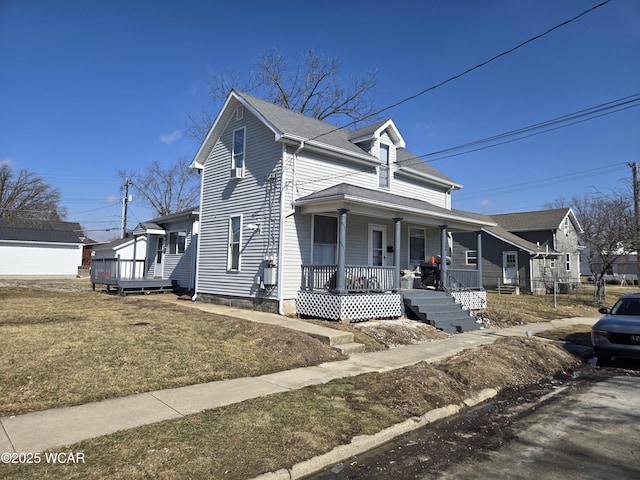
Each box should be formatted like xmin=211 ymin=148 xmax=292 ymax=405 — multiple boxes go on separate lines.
xmin=298 ymin=264 xmax=486 ymax=324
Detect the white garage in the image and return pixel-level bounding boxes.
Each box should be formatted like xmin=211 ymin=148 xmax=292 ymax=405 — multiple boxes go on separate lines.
xmin=0 ymin=224 xmax=84 ymax=278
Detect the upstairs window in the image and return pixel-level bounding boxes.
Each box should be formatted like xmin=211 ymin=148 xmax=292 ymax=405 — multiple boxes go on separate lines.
xmin=378 ymin=144 xmax=390 ymax=188
xmin=565 ymin=253 xmax=571 ymax=272
xmin=168 ymin=231 xmax=187 ymax=254
xmin=232 ymin=127 xmax=245 ymax=178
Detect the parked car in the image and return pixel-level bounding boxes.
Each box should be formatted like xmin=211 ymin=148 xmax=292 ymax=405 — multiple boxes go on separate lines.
xmin=592 ymin=293 xmax=640 ymax=360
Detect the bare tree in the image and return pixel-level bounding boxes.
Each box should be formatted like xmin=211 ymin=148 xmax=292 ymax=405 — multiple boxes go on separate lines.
xmin=548 ymin=191 xmax=634 ymax=299
xmin=0 ymin=163 xmax=68 ymax=227
xmin=118 ymin=157 xmax=200 ymax=217
xmin=185 ymin=49 xmax=378 ymax=143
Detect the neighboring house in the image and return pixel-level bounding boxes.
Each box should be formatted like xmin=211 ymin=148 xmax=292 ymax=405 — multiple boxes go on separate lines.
xmin=590 ymin=254 xmax=638 ymax=285
xmin=453 ymin=208 xmax=583 ymax=294
xmin=90 ymin=208 xmax=199 ymax=293
xmin=189 ymin=90 xmax=495 ymax=323
xmin=0 ymin=221 xmax=84 ymax=278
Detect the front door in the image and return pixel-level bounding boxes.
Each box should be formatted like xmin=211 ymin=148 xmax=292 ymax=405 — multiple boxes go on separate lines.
xmin=155 ymin=237 xmax=164 ymax=278
xmin=369 ymin=224 xmax=387 ymax=266
xmin=502 ymin=251 xmax=518 ymax=285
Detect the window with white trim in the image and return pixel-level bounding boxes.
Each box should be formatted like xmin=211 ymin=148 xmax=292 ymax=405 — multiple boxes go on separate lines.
xmin=312 ymin=215 xmax=337 ymax=264
xmin=466 ymin=250 xmax=477 ymax=265
xmin=378 ymin=143 xmax=390 ymax=188
xmin=565 ymin=253 xmax=571 ymax=272
xmin=228 ymin=215 xmax=242 ymax=270
xmin=231 ymin=127 xmax=245 ymax=178
xmin=168 ymin=231 xmax=187 ymax=254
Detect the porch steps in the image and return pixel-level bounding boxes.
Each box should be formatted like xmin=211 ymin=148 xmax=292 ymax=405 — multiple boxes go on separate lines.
xmin=403 ymin=290 xmax=482 ymax=333
xmin=496 ymin=284 xmax=519 ymax=295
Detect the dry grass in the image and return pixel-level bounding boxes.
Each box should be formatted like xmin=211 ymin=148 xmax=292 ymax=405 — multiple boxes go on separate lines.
xmin=3 ymin=337 xmax=578 ymax=480
xmin=484 ymin=284 xmax=632 ymax=328
xmin=0 ymin=284 xmax=343 ymax=416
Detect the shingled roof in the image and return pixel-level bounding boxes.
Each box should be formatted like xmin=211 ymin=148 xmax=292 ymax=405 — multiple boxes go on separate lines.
xmin=0 ymin=224 xmax=84 ymax=244
xmin=492 ymin=208 xmax=581 ymax=233
xmin=193 ymin=90 xmax=458 ymax=188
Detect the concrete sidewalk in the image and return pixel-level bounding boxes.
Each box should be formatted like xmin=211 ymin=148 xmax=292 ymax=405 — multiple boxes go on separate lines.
xmin=0 ymin=307 xmax=599 ymax=454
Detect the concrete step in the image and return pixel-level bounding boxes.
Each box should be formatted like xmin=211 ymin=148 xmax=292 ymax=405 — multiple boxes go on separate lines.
xmin=334 ymin=342 xmax=366 ymax=355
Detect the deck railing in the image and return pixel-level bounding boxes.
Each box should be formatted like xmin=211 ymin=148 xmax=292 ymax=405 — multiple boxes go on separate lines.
xmin=301 ymin=264 xmax=397 ymax=292
xmin=91 ymin=257 xmax=146 ymax=285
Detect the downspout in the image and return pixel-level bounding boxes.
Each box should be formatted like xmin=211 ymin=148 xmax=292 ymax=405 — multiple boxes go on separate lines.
xmin=192 ymin=169 xmax=205 ymax=302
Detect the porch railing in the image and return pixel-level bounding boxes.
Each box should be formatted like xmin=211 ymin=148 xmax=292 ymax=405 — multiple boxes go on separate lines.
xmin=443 ymin=269 xmax=482 ymax=290
xmin=91 ymin=257 xmax=146 ymax=285
xmin=301 ymin=264 xmax=397 ymax=292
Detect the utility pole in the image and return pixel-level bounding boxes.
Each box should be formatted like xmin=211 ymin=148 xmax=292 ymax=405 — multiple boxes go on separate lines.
xmin=629 ymin=162 xmax=640 ymax=285
xmin=121 ymin=178 xmax=132 ymax=239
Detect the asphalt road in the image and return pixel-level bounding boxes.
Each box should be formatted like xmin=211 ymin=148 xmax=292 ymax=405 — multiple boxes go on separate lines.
xmin=307 ymin=359 xmax=640 ymax=480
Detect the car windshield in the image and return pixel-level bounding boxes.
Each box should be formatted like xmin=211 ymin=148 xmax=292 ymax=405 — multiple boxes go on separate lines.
xmin=610 ymin=297 xmax=640 ymax=315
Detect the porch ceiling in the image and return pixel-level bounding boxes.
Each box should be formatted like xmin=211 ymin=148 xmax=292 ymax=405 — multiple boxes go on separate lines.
xmin=296 ymin=184 xmax=496 ymax=231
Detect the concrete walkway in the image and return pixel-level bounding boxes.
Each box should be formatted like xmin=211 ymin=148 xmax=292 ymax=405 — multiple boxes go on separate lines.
xmin=0 ymin=301 xmax=599 ymax=454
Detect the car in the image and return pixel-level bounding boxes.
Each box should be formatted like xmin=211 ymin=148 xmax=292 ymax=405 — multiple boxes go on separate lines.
xmin=592 ymin=293 xmax=640 ymax=361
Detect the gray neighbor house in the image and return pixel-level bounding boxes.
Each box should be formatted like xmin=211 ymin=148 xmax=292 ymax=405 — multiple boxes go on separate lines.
xmin=452 ymin=208 xmax=583 ymax=294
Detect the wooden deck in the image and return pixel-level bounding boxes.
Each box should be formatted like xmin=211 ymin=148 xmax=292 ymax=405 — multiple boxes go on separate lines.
xmin=91 ymin=258 xmax=175 ymax=296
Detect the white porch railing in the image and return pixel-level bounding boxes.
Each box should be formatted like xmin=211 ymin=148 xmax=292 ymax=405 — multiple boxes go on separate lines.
xmin=301 ymin=264 xmax=397 ymax=292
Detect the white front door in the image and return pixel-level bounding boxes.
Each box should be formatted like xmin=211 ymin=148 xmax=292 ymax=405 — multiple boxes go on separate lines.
xmin=155 ymin=237 xmax=164 ymax=278
xmin=502 ymin=251 xmax=518 ymax=284
xmin=369 ymin=224 xmax=387 ymax=266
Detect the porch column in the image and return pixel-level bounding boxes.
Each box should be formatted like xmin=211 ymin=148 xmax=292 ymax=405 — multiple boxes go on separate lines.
xmin=336 ymin=208 xmax=349 ymax=294
xmin=440 ymin=225 xmax=448 ymax=288
xmin=393 ymin=217 xmax=403 ymax=290
xmin=476 ymin=230 xmax=483 ymax=288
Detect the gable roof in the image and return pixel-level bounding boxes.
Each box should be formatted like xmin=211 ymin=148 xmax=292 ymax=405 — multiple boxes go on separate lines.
xmin=348 ymin=118 xmax=406 ymax=148
xmin=492 ymin=208 xmax=582 ymax=233
xmin=191 ymin=90 xmax=457 ymax=189
xmin=482 ymin=224 xmax=562 ymax=256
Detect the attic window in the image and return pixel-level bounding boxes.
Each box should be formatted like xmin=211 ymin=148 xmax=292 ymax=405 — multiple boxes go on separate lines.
xmin=236 ymin=105 xmax=244 ymax=121
xmin=378 ymin=144 xmax=390 ymax=188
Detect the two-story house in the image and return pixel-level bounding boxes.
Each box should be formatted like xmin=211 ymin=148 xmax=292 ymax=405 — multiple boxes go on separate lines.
xmin=189 ymin=90 xmax=495 ymax=324
xmin=452 ymin=208 xmax=583 ymax=294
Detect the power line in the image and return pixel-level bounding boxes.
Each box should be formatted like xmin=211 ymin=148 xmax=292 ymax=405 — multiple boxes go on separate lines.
xmin=295 ymin=93 xmax=638 ymax=187
xmin=308 ymin=0 xmax=613 ymax=143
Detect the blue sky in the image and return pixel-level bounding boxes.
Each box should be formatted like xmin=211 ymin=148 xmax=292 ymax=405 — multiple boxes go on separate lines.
xmin=1 ymin=0 xmax=638 ymax=241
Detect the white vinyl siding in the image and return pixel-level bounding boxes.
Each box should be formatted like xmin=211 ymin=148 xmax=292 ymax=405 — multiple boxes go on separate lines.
xmin=0 ymin=242 xmax=82 ymax=277
xmin=196 ymin=105 xmax=281 ymax=299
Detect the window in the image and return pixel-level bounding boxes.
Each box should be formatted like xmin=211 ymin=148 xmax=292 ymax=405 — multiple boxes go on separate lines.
xmin=168 ymin=231 xmax=187 ymax=254
xmin=563 ymin=218 xmax=570 ymax=236
xmin=409 ymin=227 xmax=426 ymax=267
xmin=466 ymin=250 xmax=477 ymax=265
xmin=312 ymin=215 xmax=337 ymax=264
xmin=378 ymin=144 xmax=390 ymax=188
xmin=232 ymin=127 xmax=245 ymax=177
xmin=236 ymin=105 xmax=244 ymax=121
xmin=565 ymin=253 xmax=571 ymax=272
xmin=228 ymin=216 xmax=242 ymax=270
